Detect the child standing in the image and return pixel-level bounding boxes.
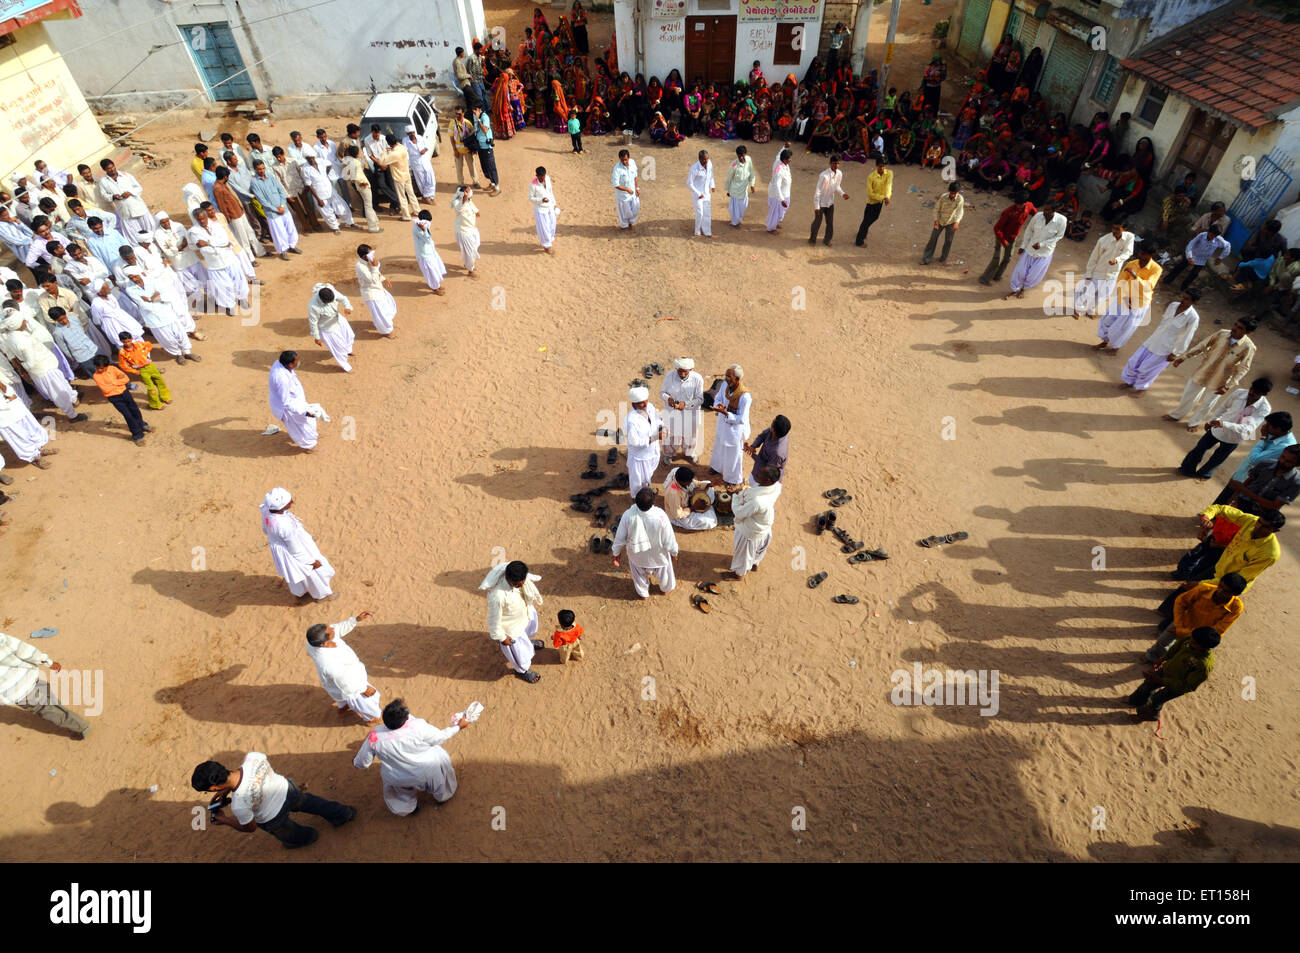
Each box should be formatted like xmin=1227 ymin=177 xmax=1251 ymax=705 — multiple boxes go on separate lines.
xmin=567 ymin=110 xmax=583 ymax=155
xmin=552 ymin=609 xmax=585 ymax=663
xmin=116 ymin=332 xmax=171 ymax=410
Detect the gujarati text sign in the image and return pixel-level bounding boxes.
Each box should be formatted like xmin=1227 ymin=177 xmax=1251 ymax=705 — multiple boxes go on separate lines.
xmin=739 ymin=0 xmax=823 ymax=23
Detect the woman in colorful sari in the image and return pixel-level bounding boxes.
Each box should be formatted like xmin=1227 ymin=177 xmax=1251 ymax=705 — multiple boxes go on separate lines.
xmin=628 ymin=74 xmax=649 ymax=134
xmin=557 ymin=15 xmax=577 ymax=52
xmin=807 ymin=115 xmax=834 ymax=154
xmin=735 ymin=98 xmax=756 ymax=141
xmin=1101 ymin=162 xmax=1144 ymax=222
xmin=682 ymin=85 xmax=704 ymax=138
xmin=571 ymin=1 xmax=590 ymax=55
xmin=491 ymin=71 xmax=519 ymax=139
xmin=532 ymin=7 xmax=550 ymax=40
xmin=891 ymin=125 xmax=917 ymax=165
xmin=551 ymin=80 xmax=570 ymax=134
xmin=921 ymin=56 xmax=946 ymax=109
xmin=841 ymin=117 xmax=867 ymax=162
xmin=752 ymin=108 xmax=772 ymax=144
xmin=664 ymin=69 xmax=685 ymax=115
xmin=649 ymin=111 xmax=668 ymax=143
xmin=588 ymin=95 xmax=608 ymax=135
xmin=987 ymin=35 xmax=1014 ymax=93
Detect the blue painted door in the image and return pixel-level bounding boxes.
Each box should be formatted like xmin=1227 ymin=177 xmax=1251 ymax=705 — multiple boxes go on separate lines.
xmin=182 ymin=22 xmax=256 ymax=102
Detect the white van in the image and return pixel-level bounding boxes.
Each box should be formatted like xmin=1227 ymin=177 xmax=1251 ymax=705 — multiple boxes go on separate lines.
xmin=359 ymin=92 xmax=441 ymax=156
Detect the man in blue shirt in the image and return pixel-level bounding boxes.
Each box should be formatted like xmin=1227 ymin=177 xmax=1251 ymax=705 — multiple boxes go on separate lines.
xmin=250 ymin=160 xmax=301 ymax=260
xmin=471 ymin=105 xmax=500 ymax=194
xmin=1212 ymin=411 xmax=1295 ymax=505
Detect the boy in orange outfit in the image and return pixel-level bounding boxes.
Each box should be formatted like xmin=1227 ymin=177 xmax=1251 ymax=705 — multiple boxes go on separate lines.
xmin=552 ymin=609 xmax=585 ymax=663
xmin=116 ymin=332 xmax=171 ymax=410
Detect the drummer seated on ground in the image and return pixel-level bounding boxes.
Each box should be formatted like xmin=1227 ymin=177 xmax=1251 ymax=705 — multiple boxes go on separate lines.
xmin=662 ymin=465 xmax=717 ymax=531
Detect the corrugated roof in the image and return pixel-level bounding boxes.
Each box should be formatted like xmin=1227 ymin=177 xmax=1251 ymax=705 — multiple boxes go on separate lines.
xmin=1120 ymin=4 xmax=1300 ymax=131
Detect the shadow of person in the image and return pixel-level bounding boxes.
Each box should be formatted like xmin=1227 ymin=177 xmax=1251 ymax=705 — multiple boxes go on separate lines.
xmin=154 ymin=664 xmax=344 ymax=727
xmin=973 ymin=404 xmax=1161 ymax=439
xmin=455 ymin=446 xmax=599 ymax=504
xmin=178 ymin=416 xmax=306 ymax=458
xmin=1087 ymin=807 xmax=1300 ymax=862
xmin=972 ymin=504 xmax=1193 ymax=539
xmin=132 ymin=567 xmax=309 ymax=617
xmin=951 ymin=376 xmax=1124 ymax=401
xmin=0 ymin=703 xmax=81 ymax=739
xmin=985 ymin=459 xmax=1184 ymax=493
xmin=230 ymin=349 xmax=332 ymax=374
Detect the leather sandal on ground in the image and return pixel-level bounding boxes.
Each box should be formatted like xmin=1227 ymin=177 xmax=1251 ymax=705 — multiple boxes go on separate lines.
xmin=691 ymin=594 xmax=711 ymax=613
xmin=807 ymin=572 xmax=828 ymax=589
xmin=696 ymin=581 xmax=720 ymax=594
xmin=832 ymin=594 xmax=860 ymax=604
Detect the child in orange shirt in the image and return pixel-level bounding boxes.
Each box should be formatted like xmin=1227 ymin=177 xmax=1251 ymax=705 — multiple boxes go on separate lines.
xmin=116 ymin=332 xmax=171 ymax=410
xmin=552 ymin=609 xmax=585 ymax=663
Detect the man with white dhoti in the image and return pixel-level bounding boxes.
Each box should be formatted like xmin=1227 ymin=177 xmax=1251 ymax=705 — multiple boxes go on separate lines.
xmin=528 ymin=166 xmax=558 ymax=253
xmin=706 ymin=364 xmax=752 ymax=487
xmin=730 ymin=465 xmax=782 ymax=579
xmin=766 ymin=148 xmax=793 ymax=233
xmin=0 ymin=377 xmax=54 ymax=469
xmin=306 ymin=610 xmax=380 ymax=724
xmin=1073 ymin=222 xmax=1134 ymax=318
xmin=354 ymin=245 xmax=397 ymax=337
xmin=0 ymin=208 xmax=34 ymax=264
xmin=612 ymin=149 xmax=640 ymax=229
xmin=121 ymin=267 xmax=199 ymax=363
xmin=89 ymin=280 xmax=144 ymax=347
xmin=0 ymin=310 xmax=86 ymax=423
xmin=481 ymin=559 xmax=544 ymax=684
xmin=269 ymin=351 xmax=325 ymax=451
xmin=188 ymin=206 xmax=251 ymax=315
xmin=1120 ymin=290 xmax=1201 ymax=394
xmin=250 ymin=160 xmax=302 ymax=260
xmin=1095 ymin=250 xmax=1162 ymax=352
xmin=300 ymin=156 xmax=353 ymax=233
xmin=404 ymin=128 xmax=436 ymax=201
xmin=353 ymin=698 xmax=470 ymax=816
xmin=687 ymin=150 xmax=715 ymax=238
xmin=1003 ymin=200 xmax=1066 ymax=300
xmin=624 ymin=385 xmax=664 ymax=497
xmin=450 ymin=186 xmax=481 ymax=276
xmin=95 ymin=159 xmax=151 ymax=240
xmin=119 ymin=237 xmax=202 ymax=341
xmin=308 ymin=284 xmax=356 ymax=372
xmin=661 ymin=356 xmax=704 ymax=464
xmin=153 ymin=211 xmax=207 ymax=298
xmin=260 ymin=487 xmax=336 ymax=599
xmin=725 ymin=145 xmax=757 ymax=227
xmin=612 ymin=486 xmax=679 ymax=598
xmin=662 ymin=465 xmax=717 ymax=531
xmin=412 ymin=211 xmax=446 ymax=294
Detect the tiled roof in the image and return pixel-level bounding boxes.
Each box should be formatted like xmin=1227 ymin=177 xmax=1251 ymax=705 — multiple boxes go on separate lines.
xmin=1120 ymin=5 xmax=1300 ymax=131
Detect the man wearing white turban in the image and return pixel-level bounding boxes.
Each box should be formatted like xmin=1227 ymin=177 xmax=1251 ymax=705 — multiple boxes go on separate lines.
xmin=0 ymin=309 xmax=87 ymax=423
xmin=661 ymin=357 xmax=704 ymax=464
xmin=624 ymin=385 xmax=664 ymax=497
xmin=705 ymin=364 xmax=752 ymax=486
xmin=730 ymin=464 xmax=782 ymax=579
xmin=260 ymin=488 xmax=336 ymax=600
xmin=121 ymin=267 xmax=198 ymax=363
xmin=0 ymin=376 xmax=54 ymax=470
xmin=268 ymin=350 xmax=322 ymax=451
xmin=611 ymin=486 xmax=679 ymax=598
xmin=481 ymin=559 xmax=544 ymax=684
xmin=154 ymin=210 xmax=208 ymax=297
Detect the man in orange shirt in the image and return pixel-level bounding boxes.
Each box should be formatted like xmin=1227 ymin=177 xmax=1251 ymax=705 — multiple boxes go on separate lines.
xmin=1145 ymin=572 xmax=1245 ymax=661
xmin=116 ymin=332 xmax=171 ymax=410
xmin=91 ymin=355 xmax=149 ymax=445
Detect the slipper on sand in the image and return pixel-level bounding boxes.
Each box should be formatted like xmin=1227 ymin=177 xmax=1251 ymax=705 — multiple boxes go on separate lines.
xmin=917 ymin=535 xmax=942 ymax=548
xmin=691 ymin=594 xmax=711 ymax=614
xmin=823 ymin=488 xmax=847 ymax=499
xmin=848 ymin=552 xmax=872 ymax=564
xmin=832 ymin=594 xmax=860 ymax=604
xmin=571 ymin=499 xmax=593 ymax=512
xmin=696 ymin=581 xmax=720 ymax=594
xmin=829 ymin=494 xmax=853 ymax=507
xmin=590 ymin=535 xmax=602 ymax=553
xmin=807 ymin=572 xmax=828 ymax=589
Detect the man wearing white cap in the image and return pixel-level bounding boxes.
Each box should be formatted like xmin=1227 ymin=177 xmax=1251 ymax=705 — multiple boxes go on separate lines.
xmin=481 ymin=559 xmax=544 ymax=684
xmin=268 ymin=350 xmax=322 ymax=451
xmin=0 ymin=309 xmax=87 ymax=424
xmin=305 ymin=610 xmax=380 ymax=725
xmin=729 ymin=464 xmax=782 ymax=579
xmin=624 ymin=385 xmax=664 ymax=497
xmin=121 ymin=267 xmax=199 ymax=364
xmin=0 ymin=376 xmax=54 ymax=470
xmin=611 ymin=486 xmax=679 ymax=598
xmin=188 ymin=205 xmax=250 ymax=314
xmin=300 ymin=155 xmax=352 ymax=233
xmin=308 ymin=284 xmax=356 ymax=373
xmin=705 ymin=364 xmax=752 ymax=487
xmin=260 ymin=487 xmax=336 ymax=600
xmin=661 ymin=357 xmax=704 ymax=464
xmin=119 ymin=237 xmax=203 ymax=341
xmin=153 ymin=211 xmax=208 ymax=298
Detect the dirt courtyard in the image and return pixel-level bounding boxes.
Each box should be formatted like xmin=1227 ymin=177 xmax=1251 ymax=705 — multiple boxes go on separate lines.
xmin=1 ymin=2 xmax=1297 ymax=863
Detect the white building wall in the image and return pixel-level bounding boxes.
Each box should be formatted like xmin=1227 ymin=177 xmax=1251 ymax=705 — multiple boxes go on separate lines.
xmin=45 ymin=0 xmax=485 ymax=111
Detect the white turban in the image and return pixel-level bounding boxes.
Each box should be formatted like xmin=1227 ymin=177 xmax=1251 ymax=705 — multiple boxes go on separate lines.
xmin=729 ymin=364 xmax=744 ymax=379
xmin=674 ymin=357 xmax=694 ymax=370
xmin=2 ymin=313 xmax=23 ymax=332
xmin=122 ymin=266 xmax=143 ymax=278
xmin=262 ymin=487 xmax=291 ymax=512
xmin=154 ymin=210 xmax=170 ymax=223
xmin=628 ymin=386 xmax=650 ymax=403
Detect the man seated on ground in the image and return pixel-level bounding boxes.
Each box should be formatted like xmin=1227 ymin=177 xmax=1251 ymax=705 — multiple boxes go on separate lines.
xmin=662 ymin=465 xmax=717 ymax=531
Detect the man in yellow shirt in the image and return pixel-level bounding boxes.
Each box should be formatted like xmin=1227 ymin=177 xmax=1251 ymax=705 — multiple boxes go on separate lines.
xmin=1158 ymin=505 xmax=1283 ymax=616
xmin=854 ymin=156 xmax=892 ymax=247
xmin=191 ymin=144 xmax=209 ymax=181
xmin=1146 ymin=573 xmax=1244 ymax=661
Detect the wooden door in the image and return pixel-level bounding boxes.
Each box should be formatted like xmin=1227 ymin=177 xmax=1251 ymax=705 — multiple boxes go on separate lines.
xmin=685 ymin=16 xmax=737 ymax=85
xmin=1172 ymin=110 xmax=1234 ymax=184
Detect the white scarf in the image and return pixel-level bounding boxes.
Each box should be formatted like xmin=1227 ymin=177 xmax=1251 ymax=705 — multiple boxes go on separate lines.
xmin=478 ymin=562 xmax=541 ymax=602
xmin=623 ymin=507 xmax=654 ymax=555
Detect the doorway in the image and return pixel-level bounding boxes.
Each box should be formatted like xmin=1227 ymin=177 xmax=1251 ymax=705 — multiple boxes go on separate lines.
xmin=685 ymin=15 xmax=737 ymax=85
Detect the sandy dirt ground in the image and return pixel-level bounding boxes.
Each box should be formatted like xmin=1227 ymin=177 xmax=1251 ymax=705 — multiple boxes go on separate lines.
xmin=1 ymin=1 xmax=1297 ymax=863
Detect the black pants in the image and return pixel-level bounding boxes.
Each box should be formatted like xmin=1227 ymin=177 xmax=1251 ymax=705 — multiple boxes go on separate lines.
xmin=1164 ymin=258 xmax=1204 ymax=290
xmin=855 ymin=202 xmax=883 ymax=245
xmin=1127 ymin=680 xmax=1186 ymax=715
xmin=922 ymin=223 xmax=956 ymax=263
xmin=106 ymin=392 xmax=145 ymax=441
xmin=260 ymin=779 xmax=352 ymax=847
xmin=1212 ymin=482 xmax=1236 ymax=506
xmin=809 ymin=205 xmax=835 ymax=244
xmin=1180 ymin=431 xmax=1238 ymax=479
xmin=570 ymin=132 xmax=583 ymax=153
xmin=477 ymin=147 xmax=499 ymax=187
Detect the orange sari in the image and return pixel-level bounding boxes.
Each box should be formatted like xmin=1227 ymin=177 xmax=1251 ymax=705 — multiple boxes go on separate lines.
xmin=551 ymin=80 xmax=570 ymax=125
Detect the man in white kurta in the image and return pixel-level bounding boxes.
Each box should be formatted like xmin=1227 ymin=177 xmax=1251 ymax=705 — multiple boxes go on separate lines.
xmin=354 ymin=250 xmax=396 ymax=336
xmin=404 ymin=129 xmax=436 ymax=199
xmin=353 ymin=701 xmax=469 ymax=816
xmin=268 ymin=352 xmax=321 ymax=450
xmin=724 ymin=146 xmax=757 ymax=227
xmin=412 ymin=212 xmax=447 ymax=293
xmin=260 ymin=487 xmax=336 ymax=599
xmin=0 ymin=312 xmax=84 ymax=421
xmin=1072 ymin=223 xmax=1134 ymax=317
xmin=730 ymin=465 xmax=783 ymax=577
xmin=121 ymin=268 xmax=195 ymax=361
xmin=306 ymin=611 xmax=381 ymax=723
xmin=687 ymin=150 xmax=715 ymax=237
xmin=611 ymin=489 xmax=679 ymax=598
xmin=612 ymin=151 xmax=640 ymax=229
xmin=188 ymin=206 xmax=250 ymax=312
xmin=528 ymin=169 xmax=558 ymax=252
xmin=707 ymin=365 xmax=752 ymax=486
xmin=661 ymin=357 xmax=704 ymax=463
xmin=0 ymin=377 xmax=50 ymax=465
xmin=95 ymin=160 xmax=151 ymax=240
xmin=1004 ymin=201 xmax=1067 ymax=298
xmin=300 ymin=156 xmax=352 ymax=232
xmin=624 ymin=385 xmax=664 ymax=497
xmin=153 ymin=211 xmax=207 ymax=297
xmin=767 ymin=148 xmax=792 ymax=232
xmin=308 ymin=283 xmax=356 ymax=372
xmin=481 ymin=559 xmax=543 ymax=683
xmin=89 ymin=280 xmax=145 ymax=344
